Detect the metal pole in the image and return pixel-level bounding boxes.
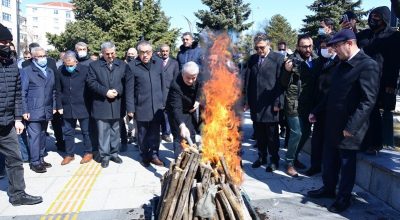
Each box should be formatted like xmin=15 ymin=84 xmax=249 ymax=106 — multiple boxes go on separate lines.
xmin=16 ymin=0 xmax=21 ymax=58
xmin=139 ymin=0 xmax=144 ymax=40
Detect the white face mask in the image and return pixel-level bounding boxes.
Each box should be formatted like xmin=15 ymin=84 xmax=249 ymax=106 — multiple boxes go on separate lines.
xmin=318 ymin=28 xmax=326 ymax=36
xmin=77 ymin=51 xmax=87 ymax=58
xmin=320 ymin=48 xmax=332 ymax=58
xmin=278 ymin=50 xmax=287 ymax=56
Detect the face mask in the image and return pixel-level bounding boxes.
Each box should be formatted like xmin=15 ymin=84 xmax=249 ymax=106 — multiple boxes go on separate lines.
xmin=36 ymin=57 xmax=47 ymax=67
xmin=0 ymin=45 xmax=11 ymax=59
xmin=318 ymin=28 xmax=326 ymax=36
xmin=368 ymin=18 xmax=381 ymax=30
xmin=77 ymin=51 xmax=87 ymax=58
xmin=126 ymin=56 xmax=135 ymax=62
xmin=66 ymin=66 xmax=76 ymax=73
xmin=320 ymin=48 xmax=332 ymax=58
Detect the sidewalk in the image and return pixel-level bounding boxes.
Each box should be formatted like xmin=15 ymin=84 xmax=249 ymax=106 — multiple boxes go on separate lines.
xmin=0 ymin=112 xmax=399 ymax=219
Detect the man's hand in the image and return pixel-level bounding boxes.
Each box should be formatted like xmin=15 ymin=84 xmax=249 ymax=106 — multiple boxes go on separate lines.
xmin=58 ymin=109 xmax=63 ymax=115
xmin=23 ymin=113 xmax=30 ymax=121
xmin=15 ymin=120 xmax=24 ymax=135
xmin=284 ymin=60 xmax=294 ymax=72
xmin=106 ymin=89 xmax=118 ymax=99
xmin=273 ymin=106 xmax=280 ymax=112
xmin=309 ymin=113 xmax=317 ymax=123
xmin=53 ymin=109 xmax=57 ymax=114
xmin=179 ymin=123 xmax=190 ymax=138
xmin=343 ymin=130 xmax=353 ymax=138
xmin=127 ymin=112 xmax=134 ymax=119
xmin=189 ymin=101 xmax=200 ymax=113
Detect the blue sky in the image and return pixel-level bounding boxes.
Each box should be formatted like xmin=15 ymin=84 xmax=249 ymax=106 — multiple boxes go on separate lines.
xmin=22 ymin=0 xmax=391 ymax=32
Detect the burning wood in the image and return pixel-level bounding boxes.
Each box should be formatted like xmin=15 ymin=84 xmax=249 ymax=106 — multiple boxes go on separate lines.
xmin=156 ymin=150 xmax=252 ymax=220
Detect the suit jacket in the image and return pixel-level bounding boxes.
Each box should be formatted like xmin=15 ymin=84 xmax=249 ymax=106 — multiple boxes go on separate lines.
xmin=21 ymin=63 xmax=56 ymax=121
xmin=87 ymin=58 xmax=131 ymax=120
xmin=56 ymin=64 xmax=90 ymax=119
xmin=162 ymin=57 xmax=180 ymax=104
xmin=126 ymin=56 xmax=164 ymax=122
xmin=244 ymin=52 xmax=284 ymax=123
xmin=323 ymin=50 xmax=380 ymax=150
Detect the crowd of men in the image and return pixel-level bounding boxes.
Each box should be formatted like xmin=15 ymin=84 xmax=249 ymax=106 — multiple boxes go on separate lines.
xmin=0 ymin=2 xmax=399 ymax=214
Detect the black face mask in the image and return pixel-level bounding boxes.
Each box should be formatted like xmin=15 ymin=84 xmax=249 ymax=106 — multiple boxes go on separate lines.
xmin=126 ymin=56 xmax=135 ymax=62
xmin=0 ymin=45 xmax=11 ymax=59
xmin=368 ymin=18 xmax=382 ymax=30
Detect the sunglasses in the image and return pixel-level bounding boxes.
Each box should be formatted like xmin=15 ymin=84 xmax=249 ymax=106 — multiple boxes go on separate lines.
xmin=254 ymin=46 xmax=266 ymax=50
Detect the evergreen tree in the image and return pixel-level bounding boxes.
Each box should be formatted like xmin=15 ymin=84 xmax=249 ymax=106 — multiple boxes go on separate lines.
xmin=236 ymin=33 xmax=253 ymax=62
xmin=47 ymin=0 xmax=179 ymax=57
xmin=194 ymin=0 xmax=253 ymax=32
xmin=300 ymin=0 xmax=369 ymax=37
xmin=264 ymin=14 xmax=298 ymax=51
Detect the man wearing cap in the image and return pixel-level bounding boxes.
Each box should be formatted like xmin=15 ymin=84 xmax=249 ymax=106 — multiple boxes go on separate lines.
xmin=0 ymin=23 xmax=43 ymax=205
xmin=307 ymin=29 xmax=380 ymax=213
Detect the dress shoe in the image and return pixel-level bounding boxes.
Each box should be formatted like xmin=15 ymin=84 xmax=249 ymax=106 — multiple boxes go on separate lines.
xmin=80 ymin=153 xmax=93 ymax=164
xmin=41 ymin=161 xmax=52 ymax=168
xmin=294 ymin=160 xmax=306 ymax=169
xmin=307 ymin=187 xmax=336 ymax=198
xmin=61 ymin=156 xmax=75 ymax=165
xmin=110 ymin=156 xmax=123 ymax=164
xmin=304 ymin=167 xmax=321 ymax=176
xmin=101 ymin=159 xmax=109 ymax=168
xmin=251 ymin=158 xmax=267 ymax=168
xmin=141 ymin=159 xmax=151 ymax=167
xmin=150 ymin=158 xmax=164 ymax=166
xmin=266 ymin=163 xmax=278 ymax=172
xmin=286 ymin=165 xmax=298 ymax=177
xmin=161 ymin=135 xmax=172 ymax=142
xmin=328 ymin=197 xmax=351 ymax=213
xmin=9 ymin=192 xmax=43 ymax=206
xmin=30 ymin=164 xmax=47 ymax=173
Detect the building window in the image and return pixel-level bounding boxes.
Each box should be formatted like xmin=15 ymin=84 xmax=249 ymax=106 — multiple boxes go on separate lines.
xmin=54 ymin=18 xmax=59 ymax=23
xmin=66 ymin=11 xmax=71 ymax=18
xmin=32 ymin=8 xmax=37 ymax=12
xmin=2 ymin=0 xmax=10 ymax=8
xmin=33 ymin=17 xmax=38 ymax=22
xmin=33 ymin=35 xmax=38 ymax=40
xmin=2 ymin=12 xmax=11 ymax=22
xmin=54 ymin=10 xmax=58 ymax=14
xmin=33 ymin=26 xmax=38 ymax=29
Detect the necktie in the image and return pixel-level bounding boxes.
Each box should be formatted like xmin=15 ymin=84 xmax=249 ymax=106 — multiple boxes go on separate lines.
xmin=258 ymin=57 xmax=264 ymax=67
xmin=163 ymin=59 xmax=167 ymax=67
xmin=108 ymin=63 xmax=112 ymax=71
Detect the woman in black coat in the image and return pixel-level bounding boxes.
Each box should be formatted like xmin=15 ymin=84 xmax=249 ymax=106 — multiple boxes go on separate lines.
xmin=166 ymin=61 xmax=202 ymax=157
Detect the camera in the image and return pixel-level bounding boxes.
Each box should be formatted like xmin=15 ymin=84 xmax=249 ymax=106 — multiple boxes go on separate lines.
xmin=287 ymin=54 xmax=303 ymax=69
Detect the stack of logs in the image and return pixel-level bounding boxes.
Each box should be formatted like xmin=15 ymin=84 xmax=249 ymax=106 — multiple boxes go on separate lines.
xmin=156 ymin=147 xmax=252 ymax=220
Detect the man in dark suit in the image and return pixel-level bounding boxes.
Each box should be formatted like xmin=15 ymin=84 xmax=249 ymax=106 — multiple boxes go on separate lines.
xmin=87 ymin=41 xmax=131 ymax=168
xmin=126 ymin=41 xmax=165 ymax=167
xmin=166 ymin=61 xmax=202 ymax=157
xmin=244 ymin=33 xmax=284 ymax=174
xmin=307 ymin=29 xmax=380 ymax=213
xmin=22 ymin=43 xmax=65 ymax=152
xmin=159 ymin=44 xmax=179 ymax=143
xmin=21 ymin=47 xmax=56 ymax=173
xmin=56 ymin=51 xmax=92 ymax=165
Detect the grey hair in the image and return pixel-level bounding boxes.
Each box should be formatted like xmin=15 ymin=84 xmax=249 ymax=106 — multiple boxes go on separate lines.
xmin=182 ymin=32 xmax=193 ymax=39
xmin=182 ymin=61 xmax=199 ymax=76
xmin=75 ymin=42 xmax=88 ymax=50
xmin=30 ymin=46 xmax=45 ymax=56
xmin=101 ymin=41 xmax=116 ymax=52
xmin=63 ymin=50 xmax=78 ymax=61
xmin=136 ymin=40 xmax=152 ymax=51
xmin=159 ymin=44 xmax=170 ymax=50
xmin=253 ymin=32 xmax=270 ymax=44
xmin=127 ymin=47 xmax=137 ymax=54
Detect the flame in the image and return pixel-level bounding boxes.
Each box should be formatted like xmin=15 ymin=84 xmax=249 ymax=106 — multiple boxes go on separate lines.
xmin=201 ymin=32 xmax=243 ymax=184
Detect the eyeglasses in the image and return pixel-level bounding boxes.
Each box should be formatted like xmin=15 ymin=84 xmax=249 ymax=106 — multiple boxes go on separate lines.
xmin=34 ymin=55 xmax=47 ymax=58
xmin=254 ymin=46 xmax=266 ymax=50
xmin=278 ymin=49 xmax=286 ymax=51
xmin=299 ymin=45 xmax=313 ymax=49
xmin=139 ymin=50 xmax=152 ymax=55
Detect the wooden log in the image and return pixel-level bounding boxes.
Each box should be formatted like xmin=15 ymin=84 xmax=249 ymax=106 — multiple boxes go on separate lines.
xmin=183 ymin=201 xmax=189 ymax=220
xmin=156 ymin=171 xmax=171 ymax=216
xmin=216 ymin=190 xmax=236 ymax=220
xmin=180 ymin=152 xmax=191 ymax=169
xmin=196 ymin=183 xmax=203 ymax=203
xmin=188 ymin=183 xmax=196 ymax=220
xmin=158 ymin=168 xmax=182 ymax=220
xmin=215 ymin=196 xmax=225 ymax=220
xmin=173 ymin=154 xmax=201 ymax=220
xmin=221 ymin=183 xmax=244 ymax=220
xmin=166 ymin=153 xmax=196 ymax=220
xmin=219 ymin=156 xmax=232 ymax=183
